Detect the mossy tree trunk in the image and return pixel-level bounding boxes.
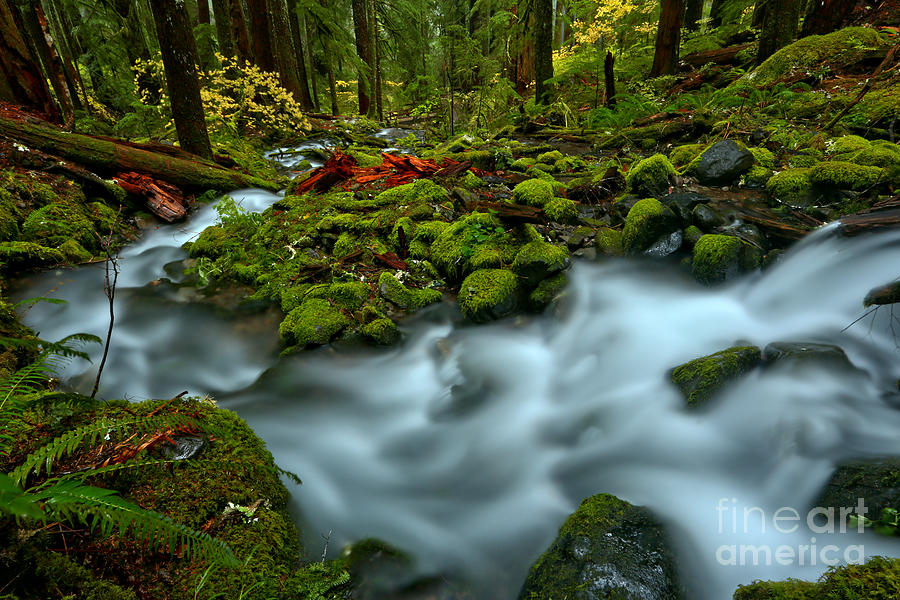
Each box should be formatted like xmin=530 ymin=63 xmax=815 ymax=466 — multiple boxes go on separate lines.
xmin=800 ymin=0 xmax=855 ymax=37
xmin=757 ymin=0 xmax=800 ymax=64
xmin=0 ymin=0 xmax=59 ymax=122
xmin=605 ymin=51 xmax=616 ymax=108
xmin=684 ymin=0 xmax=703 ymax=30
xmin=286 ymin=0 xmax=315 ymax=111
xmin=228 ymin=0 xmax=254 ymax=64
xmin=211 ymin=0 xmax=236 ymax=58
xmin=268 ymin=0 xmax=307 ymax=105
xmin=650 ymin=0 xmax=685 ymax=77
xmin=352 ymin=0 xmax=372 ymax=116
xmin=534 ymin=0 xmax=554 ymax=105
xmin=247 ymin=0 xmax=276 ymax=72
xmin=0 ymin=114 xmax=277 ymax=191
xmin=149 ymin=0 xmax=213 ymax=160
xmin=18 ymin=0 xmax=74 ymax=127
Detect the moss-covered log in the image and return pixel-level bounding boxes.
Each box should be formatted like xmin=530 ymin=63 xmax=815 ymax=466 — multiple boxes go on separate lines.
xmin=0 ymin=114 xmax=278 ymax=192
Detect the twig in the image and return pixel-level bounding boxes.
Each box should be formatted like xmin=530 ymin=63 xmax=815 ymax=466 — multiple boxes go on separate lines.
xmin=320 ymin=529 xmax=333 ymax=563
xmin=91 ymin=207 xmax=122 ymax=400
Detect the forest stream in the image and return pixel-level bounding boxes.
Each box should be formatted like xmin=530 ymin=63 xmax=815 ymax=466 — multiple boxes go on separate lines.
xmin=11 ymin=135 xmax=900 ymax=600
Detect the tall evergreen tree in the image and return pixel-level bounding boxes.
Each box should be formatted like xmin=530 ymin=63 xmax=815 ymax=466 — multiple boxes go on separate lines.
xmin=211 ymin=0 xmax=236 ymax=57
xmin=352 ymin=0 xmax=372 ymax=115
xmin=0 ymin=0 xmax=58 ymax=120
xmin=534 ymin=0 xmax=554 ymax=105
xmin=684 ymin=0 xmax=703 ymax=30
xmin=228 ymin=0 xmax=254 ymax=63
xmin=268 ymin=0 xmax=307 ymax=105
xmin=650 ymin=0 xmax=685 ymax=77
xmin=149 ymin=0 xmax=213 ymax=159
xmin=247 ymin=0 xmax=275 ymax=71
xmin=800 ymin=0 xmax=855 ymax=37
xmin=18 ymin=0 xmax=75 ymax=126
xmin=287 ymin=0 xmax=315 ymax=111
xmin=757 ymin=0 xmax=800 ymax=63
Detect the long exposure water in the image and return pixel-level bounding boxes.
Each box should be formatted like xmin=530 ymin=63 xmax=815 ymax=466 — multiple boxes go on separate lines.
xmin=12 ymin=150 xmax=900 ymax=598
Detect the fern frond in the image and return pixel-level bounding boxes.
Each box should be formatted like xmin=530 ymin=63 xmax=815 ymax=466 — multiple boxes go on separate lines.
xmin=10 ymin=413 xmax=205 ymax=487
xmin=0 ymin=333 xmax=101 ymax=362
xmin=0 ymin=352 xmax=58 ymax=412
xmin=34 ymin=479 xmax=238 ymax=566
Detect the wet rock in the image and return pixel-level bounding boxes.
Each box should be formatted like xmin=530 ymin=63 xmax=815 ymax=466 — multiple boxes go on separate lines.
xmin=595 ymin=228 xmax=624 ymax=256
xmin=817 ymin=459 xmax=900 ymax=521
xmin=512 ymin=241 xmax=570 ymax=288
xmin=622 ymin=199 xmax=679 ymax=256
xmin=762 ymin=341 xmax=858 ymax=372
xmin=644 ymin=230 xmax=682 ymax=258
xmin=691 ymin=204 xmax=727 ymax=231
xmin=518 ymin=493 xmax=683 ymax=600
xmin=161 ymin=435 xmax=206 ymax=460
xmin=661 ymin=192 xmax=709 ymax=226
xmin=690 ymin=140 xmax=755 ymax=186
xmin=566 ymin=226 xmax=595 ymax=249
xmin=457 ymin=269 xmax=520 ymax=323
xmin=864 ymin=280 xmax=900 ymax=306
xmin=626 ymin=154 xmax=677 ymax=197
xmin=691 ymin=234 xmax=761 ymax=285
xmin=529 ymin=272 xmax=568 ymax=310
xmin=669 ymin=346 xmax=762 ymax=408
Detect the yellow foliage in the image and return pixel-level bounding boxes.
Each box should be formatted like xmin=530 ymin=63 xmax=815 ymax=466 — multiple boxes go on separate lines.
xmin=573 ymin=0 xmax=656 ymax=46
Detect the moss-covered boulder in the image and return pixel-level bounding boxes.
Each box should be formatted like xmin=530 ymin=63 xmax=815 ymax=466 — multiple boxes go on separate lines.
xmin=670 ymin=346 xmax=762 ymax=408
xmin=744 ymin=165 xmax=774 ymax=189
xmin=851 ymin=142 xmax=900 ymax=169
xmin=430 ymin=212 xmax=513 ymax=280
xmin=687 ymin=140 xmax=755 ymax=186
xmin=512 ymin=241 xmax=570 ymax=288
xmin=529 ymin=272 xmax=568 ymax=311
xmin=512 ymin=178 xmax=555 ymax=207
xmin=377 ymin=272 xmax=443 ymax=310
xmin=279 ymin=298 xmax=351 ymax=348
xmin=595 ymin=227 xmax=624 ymax=256
xmin=626 ymin=154 xmax=677 ymax=197
xmin=458 ymin=268 xmax=520 ymax=323
xmin=669 ymin=143 xmax=706 ymax=168
xmin=733 ymin=557 xmax=900 ymax=600
xmin=808 ymin=161 xmax=885 ymax=191
xmin=692 ymin=234 xmax=761 ymax=285
xmin=518 ymin=493 xmax=682 ymax=600
xmin=360 ymin=317 xmax=402 ymax=345
xmin=768 ymin=168 xmax=818 ymax=208
xmin=816 ymin=459 xmax=900 ymax=523
xmin=545 ymin=197 xmax=578 ymax=223
xmin=22 ymin=202 xmax=97 ymax=252
xmin=0 ymin=241 xmax=65 ymax=269
xmin=622 ymin=198 xmax=679 ymax=255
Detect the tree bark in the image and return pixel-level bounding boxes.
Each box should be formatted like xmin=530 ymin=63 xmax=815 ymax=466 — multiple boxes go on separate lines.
xmin=198 ymin=0 xmax=211 ymax=24
xmin=605 ymin=51 xmax=616 ymax=108
xmin=211 ymin=0 xmax=235 ymax=57
xmin=709 ymin=0 xmax=726 ymax=27
xmin=0 ymin=114 xmax=277 ymax=192
xmin=0 ymin=0 xmax=58 ymax=121
xmin=149 ymin=0 xmax=213 ymax=160
xmin=286 ymin=0 xmax=315 ymax=110
xmin=534 ymin=0 xmax=554 ymax=105
xmin=41 ymin=0 xmax=84 ymax=111
xmin=246 ymin=0 xmax=275 ymax=71
xmin=757 ymin=0 xmax=800 ymax=63
xmin=352 ymin=0 xmax=372 ymax=115
xmin=650 ymin=0 xmax=685 ymax=77
xmin=304 ymin=13 xmax=320 ymax=112
xmin=229 ymin=0 xmax=253 ymax=63
xmin=367 ymin=0 xmax=382 ymax=119
xmin=684 ymin=0 xmax=703 ymax=30
xmin=268 ymin=0 xmax=306 ymax=103
xmin=19 ymin=1 xmax=74 ymax=127
xmin=800 ymin=0 xmax=855 ymax=37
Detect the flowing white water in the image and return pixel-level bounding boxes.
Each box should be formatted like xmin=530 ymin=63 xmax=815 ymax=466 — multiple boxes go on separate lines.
xmin=11 ymin=165 xmax=900 ymax=598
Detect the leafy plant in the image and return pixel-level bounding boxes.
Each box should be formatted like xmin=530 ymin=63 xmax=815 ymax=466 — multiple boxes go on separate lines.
xmin=851 ymin=507 xmax=900 ymax=536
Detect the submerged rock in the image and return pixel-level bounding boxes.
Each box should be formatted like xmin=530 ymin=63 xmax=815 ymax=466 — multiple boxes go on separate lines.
xmin=669 ymin=345 xmax=762 ymax=408
xmin=518 ymin=493 xmax=682 ymax=600
xmin=817 ymin=458 xmax=900 ymax=521
xmin=762 ymin=341 xmax=859 ymax=372
xmin=688 ymin=140 xmax=754 ymax=186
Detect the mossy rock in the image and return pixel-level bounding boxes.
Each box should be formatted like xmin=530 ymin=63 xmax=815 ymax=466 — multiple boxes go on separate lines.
xmin=279 ymin=298 xmax=351 ymax=348
xmin=0 ymin=241 xmax=65 ymax=269
xmin=512 ymin=178 xmax=555 ymax=208
xmin=734 ymin=557 xmax=900 ymax=600
xmin=816 ymin=458 xmax=900 ymax=524
xmin=58 ymin=239 xmax=93 ymax=263
xmin=682 ymin=225 xmax=703 ymax=249
xmin=766 ymin=168 xmax=815 ymax=208
xmin=510 ymin=157 xmax=536 ymax=172
xmin=327 ymin=281 xmax=371 ymax=311
xmin=595 ymin=227 xmax=624 ymax=256
xmin=22 ymin=202 xmax=97 ymax=252
xmin=373 ymin=178 xmax=450 ymax=207
xmin=360 ymin=317 xmax=401 ymax=345
xmin=626 ymin=154 xmax=677 ymax=197
xmin=669 ymin=143 xmax=707 ymax=168
xmin=808 ymin=161 xmax=884 ymax=191
xmin=429 ymin=212 xmax=512 ymax=281
xmin=749 ymin=146 xmax=776 ymax=169
xmin=545 ymin=197 xmax=578 ymax=224
xmin=529 ymin=272 xmax=567 ymax=311
xmin=670 ymin=345 xmax=762 ymax=408
xmin=512 ymin=241 xmax=570 ymax=288
xmin=742 ymin=27 xmax=887 ymax=88
xmin=850 ymin=143 xmax=900 ymax=169
xmin=692 ymin=234 xmax=761 ymax=285
xmin=518 ymin=493 xmax=682 ymax=600
xmin=537 ymin=150 xmax=564 ymax=164
xmin=743 ymin=165 xmax=774 ymax=189
xmin=377 ymin=272 xmax=442 ymax=310
xmin=829 ymin=135 xmax=872 ymax=158
xmin=622 ymin=198 xmax=678 ymax=255
xmin=457 ymin=268 xmax=520 ymax=323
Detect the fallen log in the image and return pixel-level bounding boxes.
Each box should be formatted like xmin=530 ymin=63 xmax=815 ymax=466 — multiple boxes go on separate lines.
xmin=682 ymin=43 xmax=753 ymax=68
xmin=0 ymin=113 xmax=279 ymax=192
xmin=114 ymin=172 xmax=189 ymax=222
xmin=466 ymin=200 xmax=546 ymax=224
xmin=839 ymin=207 xmax=900 ymax=236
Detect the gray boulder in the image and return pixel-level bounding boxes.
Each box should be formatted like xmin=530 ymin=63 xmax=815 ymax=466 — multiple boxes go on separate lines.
xmin=691 ymin=140 xmax=755 ymax=186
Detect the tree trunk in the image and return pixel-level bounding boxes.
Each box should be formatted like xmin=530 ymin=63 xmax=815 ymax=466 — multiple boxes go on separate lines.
xmin=287 ymin=0 xmax=315 ymax=110
xmin=800 ymin=0 xmax=855 ymax=37
xmin=268 ymin=0 xmax=305 ymax=103
xmin=534 ymin=0 xmax=554 ymax=105
xmin=684 ymin=0 xmax=703 ymax=30
xmin=751 ymin=0 xmax=766 ymax=27
xmin=709 ymin=0 xmax=725 ymax=27
xmin=229 ymin=0 xmax=253 ymax=64
xmin=605 ymin=51 xmax=616 ymax=108
xmin=650 ymin=0 xmax=685 ymax=77
xmin=211 ymin=0 xmax=235 ymax=57
xmin=365 ymin=0 xmax=378 ymax=118
xmin=19 ymin=1 xmax=74 ymax=127
xmin=41 ymin=0 xmax=84 ymax=111
xmin=246 ymin=0 xmax=275 ymax=72
xmin=757 ymin=0 xmax=800 ymax=63
xmin=0 ymin=0 xmax=58 ymax=121
xmin=304 ymin=13 xmax=320 ymax=112
xmin=149 ymin=0 xmax=213 ymax=160
xmin=198 ymin=0 xmax=210 ymax=24
xmin=352 ymin=0 xmax=371 ymax=115
xmin=0 ymin=114 xmax=276 ymax=192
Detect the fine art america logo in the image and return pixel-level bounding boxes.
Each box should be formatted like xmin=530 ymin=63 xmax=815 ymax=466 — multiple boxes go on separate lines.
xmin=715 ymin=497 xmax=868 ymax=566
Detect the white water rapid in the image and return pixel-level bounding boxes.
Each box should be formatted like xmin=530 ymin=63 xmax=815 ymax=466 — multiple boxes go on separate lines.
xmin=12 ymin=177 xmax=900 ymax=599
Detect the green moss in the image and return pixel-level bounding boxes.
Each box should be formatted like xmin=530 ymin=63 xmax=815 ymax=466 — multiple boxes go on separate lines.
xmin=408 ymin=220 xmax=449 ymax=259
xmin=626 ymin=154 xmax=676 ymax=196
xmin=622 ymin=198 xmax=677 ymax=255
xmin=0 ymin=188 xmax=22 ymax=242
xmin=429 ymin=212 xmax=511 ymax=280
xmin=735 ymin=557 xmax=900 ymax=600
xmin=510 ymin=157 xmax=536 ymax=172
xmin=850 ymin=79 xmax=900 ymax=128
xmin=458 ymin=268 xmax=519 ymax=323
xmin=850 ymin=143 xmax=900 ymax=169
xmin=544 ymin=197 xmax=578 ymax=223
xmin=58 ymin=239 xmax=93 ymax=263
xmin=512 ymin=178 xmax=555 ymax=207
xmin=347 ymin=149 xmax=383 ymax=167
xmin=749 ymin=147 xmax=776 ymax=168
xmin=188 ymin=225 xmax=236 ymax=258
xmin=808 ymin=161 xmax=884 ymax=191
xmin=373 ymin=178 xmax=450 ymax=207
xmin=829 ymin=135 xmax=872 ymax=158
xmin=279 ymin=298 xmax=351 ymax=348
xmin=787 ymin=152 xmax=821 ymax=169
xmin=327 ymin=281 xmax=370 ymax=311
xmin=744 ymin=165 xmax=774 ymax=188
xmin=733 ymin=579 xmax=817 ymax=599
xmin=512 ymin=241 xmax=569 ymax=288
xmin=595 ymin=227 xmax=623 ymax=256
xmin=537 ymin=150 xmax=564 ymax=164
xmin=670 ymin=345 xmax=761 ymax=407
xmin=22 ymin=202 xmax=97 ymax=251
xmin=0 ymin=241 xmax=65 ymax=268
xmin=529 ymin=272 xmax=567 ymax=310
xmin=377 ymin=272 xmax=442 ymax=310
xmin=692 ymin=234 xmax=761 ymax=285
xmin=766 ymin=168 xmax=814 ymax=207
xmin=683 ymin=225 xmax=703 ymax=249
xmin=744 ymin=27 xmax=887 ymax=88
xmin=360 ymin=317 xmax=401 ymax=345
xmin=461 ymin=170 xmax=485 ymax=189
xmin=669 ymin=143 xmax=707 ymax=168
